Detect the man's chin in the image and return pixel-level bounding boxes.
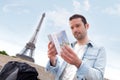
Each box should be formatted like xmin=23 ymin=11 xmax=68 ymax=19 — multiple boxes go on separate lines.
xmin=74 ymin=36 xmax=82 ymax=40
xmin=75 ymin=36 xmax=80 ymax=40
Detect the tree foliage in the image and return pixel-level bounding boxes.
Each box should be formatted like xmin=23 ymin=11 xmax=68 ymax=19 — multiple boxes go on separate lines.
xmin=0 ymin=50 xmax=9 ymax=56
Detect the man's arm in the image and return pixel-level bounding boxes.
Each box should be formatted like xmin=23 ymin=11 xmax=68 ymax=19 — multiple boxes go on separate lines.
xmin=46 ymin=42 xmax=60 ymax=75
xmin=76 ymin=47 xmax=106 ymax=80
xmin=46 ymin=57 xmax=60 ymax=75
xmin=61 ymin=45 xmax=106 ymax=80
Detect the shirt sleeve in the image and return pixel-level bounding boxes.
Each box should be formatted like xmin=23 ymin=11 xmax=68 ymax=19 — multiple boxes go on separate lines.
xmin=46 ymin=58 xmax=60 ymax=75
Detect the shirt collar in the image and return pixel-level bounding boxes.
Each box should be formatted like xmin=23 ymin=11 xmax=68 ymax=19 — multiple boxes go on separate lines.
xmin=71 ymin=40 xmax=95 ymax=48
xmin=87 ymin=40 xmax=95 ymax=47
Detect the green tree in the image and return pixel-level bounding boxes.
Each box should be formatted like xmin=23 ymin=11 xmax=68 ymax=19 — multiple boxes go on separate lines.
xmin=0 ymin=50 xmax=9 ymax=56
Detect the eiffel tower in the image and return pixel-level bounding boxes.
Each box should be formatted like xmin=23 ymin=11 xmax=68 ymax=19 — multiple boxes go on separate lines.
xmin=16 ymin=13 xmax=45 ymax=62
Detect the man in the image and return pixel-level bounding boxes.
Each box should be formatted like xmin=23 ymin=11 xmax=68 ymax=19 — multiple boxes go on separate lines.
xmin=46 ymin=14 xmax=106 ymax=80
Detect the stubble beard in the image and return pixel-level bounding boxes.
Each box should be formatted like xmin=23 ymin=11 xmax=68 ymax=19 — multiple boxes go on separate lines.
xmin=74 ymin=32 xmax=87 ymax=41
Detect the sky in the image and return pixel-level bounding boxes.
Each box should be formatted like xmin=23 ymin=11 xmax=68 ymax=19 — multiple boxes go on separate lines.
xmin=0 ymin=0 xmax=120 ymax=79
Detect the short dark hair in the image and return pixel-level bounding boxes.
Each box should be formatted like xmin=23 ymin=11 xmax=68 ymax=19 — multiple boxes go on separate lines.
xmin=69 ymin=14 xmax=87 ymax=25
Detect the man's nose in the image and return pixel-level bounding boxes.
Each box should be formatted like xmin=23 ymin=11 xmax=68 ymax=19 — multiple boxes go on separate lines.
xmin=73 ymin=27 xmax=78 ymax=32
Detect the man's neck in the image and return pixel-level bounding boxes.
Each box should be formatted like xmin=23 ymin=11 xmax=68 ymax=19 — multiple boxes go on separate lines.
xmin=77 ymin=36 xmax=89 ymax=45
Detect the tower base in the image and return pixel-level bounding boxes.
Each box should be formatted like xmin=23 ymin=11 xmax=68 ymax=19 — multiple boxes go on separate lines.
xmin=16 ymin=54 xmax=34 ymax=62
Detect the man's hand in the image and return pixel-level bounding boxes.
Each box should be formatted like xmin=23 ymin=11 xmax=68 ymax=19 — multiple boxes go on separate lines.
xmin=48 ymin=41 xmax=57 ymax=66
xmin=61 ymin=45 xmax=82 ymax=68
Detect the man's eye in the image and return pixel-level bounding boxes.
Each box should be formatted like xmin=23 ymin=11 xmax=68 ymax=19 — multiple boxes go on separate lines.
xmin=71 ymin=27 xmax=73 ymax=29
xmin=76 ymin=24 xmax=80 ymax=27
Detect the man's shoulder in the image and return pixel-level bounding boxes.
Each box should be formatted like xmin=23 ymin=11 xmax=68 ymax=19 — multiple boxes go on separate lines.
xmin=70 ymin=40 xmax=104 ymax=48
xmin=87 ymin=41 xmax=106 ymax=56
xmin=71 ymin=40 xmax=105 ymax=51
xmin=87 ymin=40 xmax=104 ymax=48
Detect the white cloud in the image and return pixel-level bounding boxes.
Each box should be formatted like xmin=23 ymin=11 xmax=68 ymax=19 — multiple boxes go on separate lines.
xmin=103 ymin=4 xmax=120 ymax=16
xmin=46 ymin=0 xmax=91 ymax=28
xmin=83 ymin=0 xmax=90 ymax=11
xmin=46 ymin=0 xmax=91 ymax=29
xmin=72 ymin=0 xmax=90 ymax=13
xmin=73 ymin=0 xmax=81 ymax=13
xmin=2 ymin=3 xmax=30 ymax=15
xmin=47 ymin=8 xmax=71 ymax=27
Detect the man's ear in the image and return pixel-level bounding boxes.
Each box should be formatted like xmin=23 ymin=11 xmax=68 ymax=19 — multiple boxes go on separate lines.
xmin=85 ymin=23 xmax=89 ymax=30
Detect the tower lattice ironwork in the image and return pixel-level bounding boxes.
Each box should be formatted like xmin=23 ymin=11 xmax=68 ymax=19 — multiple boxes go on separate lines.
xmin=16 ymin=13 xmax=45 ymax=62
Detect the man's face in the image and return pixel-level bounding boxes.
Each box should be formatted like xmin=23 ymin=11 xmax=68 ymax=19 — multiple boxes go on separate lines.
xmin=69 ymin=18 xmax=89 ymax=40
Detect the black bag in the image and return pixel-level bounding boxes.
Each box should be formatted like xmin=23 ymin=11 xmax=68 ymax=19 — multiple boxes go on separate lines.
xmin=0 ymin=61 xmax=38 ymax=80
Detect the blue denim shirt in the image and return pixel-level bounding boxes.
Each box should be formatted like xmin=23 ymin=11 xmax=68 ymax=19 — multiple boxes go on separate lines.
xmin=46 ymin=41 xmax=106 ymax=80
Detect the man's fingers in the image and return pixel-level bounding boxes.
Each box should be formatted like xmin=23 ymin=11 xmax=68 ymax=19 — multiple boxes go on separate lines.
xmin=64 ymin=45 xmax=73 ymax=53
xmin=48 ymin=48 xmax=56 ymax=54
xmin=61 ymin=47 xmax=73 ymax=58
xmin=61 ymin=51 xmax=72 ymax=64
xmin=48 ymin=41 xmax=51 ymax=48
